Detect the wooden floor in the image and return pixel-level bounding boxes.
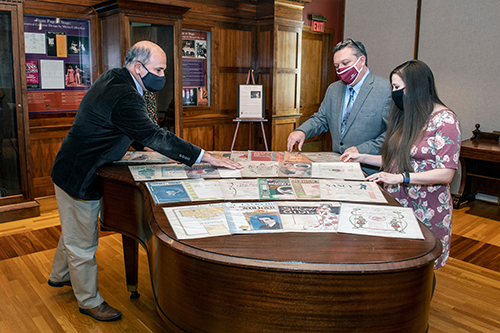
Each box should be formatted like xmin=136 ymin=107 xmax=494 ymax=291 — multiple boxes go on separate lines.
xmin=0 ymin=197 xmax=499 ymax=332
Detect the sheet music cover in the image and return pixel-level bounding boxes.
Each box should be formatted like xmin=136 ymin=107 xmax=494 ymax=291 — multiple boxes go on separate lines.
xmin=163 ymin=203 xmax=231 ymax=239
xmin=249 ymin=151 xmax=284 ymax=162
xmin=320 ymin=180 xmax=387 ymax=203
xmin=239 ymin=161 xmax=279 ymax=178
xmin=117 ymin=151 xmax=176 ymax=164
xmin=219 ymin=179 xmax=260 ymax=200
xmin=230 ymin=151 xmax=249 ymax=162
xmin=337 ymin=203 xmax=425 ymax=239
xmin=290 ymin=178 xmax=321 ymax=200
xmin=183 ymin=179 xmax=224 ymax=201
xmin=278 ymin=162 xmax=312 ymax=177
xmin=224 ymin=201 xmax=283 ymax=234
xmin=258 ymin=178 xmax=296 ymax=200
xmin=146 ymin=181 xmax=191 ymax=204
xmin=128 ymin=165 xmax=158 ymax=181
xmin=157 ymin=165 xmax=188 ymax=180
xmin=311 ymin=162 xmax=365 ymax=180
xmin=277 ymin=201 xmax=340 ymax=232
xmin=300 ymin=152 xmax=341 ymax=162
xmin=217 ymin=167 xmax=242 ymax=178
xmin=283 ymin=151 xmax=313 ymax=163
xmin=185 ymin=164 xmax=221 ymax=179
xmin=209 ymin=151 xmax=232 ymax=158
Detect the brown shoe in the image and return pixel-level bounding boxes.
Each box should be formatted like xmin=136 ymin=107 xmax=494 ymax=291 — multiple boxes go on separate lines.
xmin=79 ymin=301 xmax=122 ymax=321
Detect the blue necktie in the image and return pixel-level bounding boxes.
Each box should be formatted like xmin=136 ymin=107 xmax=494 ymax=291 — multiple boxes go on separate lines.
xmin=341 ymin=87 xmax=355 ymax=135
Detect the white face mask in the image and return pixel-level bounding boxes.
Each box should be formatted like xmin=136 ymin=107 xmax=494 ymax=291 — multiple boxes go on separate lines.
xmin=336 ymin=56 xmax=363 ymax=85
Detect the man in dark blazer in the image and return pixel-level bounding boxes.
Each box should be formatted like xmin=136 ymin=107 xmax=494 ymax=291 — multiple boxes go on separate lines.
xmin=48 ymin=40 xmax=241 ymax=321
xmin=287 ymin=39 xmax=391 ymax=174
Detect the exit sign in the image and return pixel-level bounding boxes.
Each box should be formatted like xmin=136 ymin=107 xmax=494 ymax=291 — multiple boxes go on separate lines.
xmin=312 ymin=20 xmax=324 ymax=32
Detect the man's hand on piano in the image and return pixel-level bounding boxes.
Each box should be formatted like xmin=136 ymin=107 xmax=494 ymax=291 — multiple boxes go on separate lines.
xmin=201 ymin=152 xmax=243 ymax=170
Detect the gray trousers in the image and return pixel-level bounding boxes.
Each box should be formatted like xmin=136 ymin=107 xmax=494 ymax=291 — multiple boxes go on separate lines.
xmin=49 ymin=185 xmax=104 ymax=309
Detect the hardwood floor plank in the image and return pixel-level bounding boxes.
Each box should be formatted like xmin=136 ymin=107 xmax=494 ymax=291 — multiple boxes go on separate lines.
xmin=1 ymin=197 xmax=500 ymax=332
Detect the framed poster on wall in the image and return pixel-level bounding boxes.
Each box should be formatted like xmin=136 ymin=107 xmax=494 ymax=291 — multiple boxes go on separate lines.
xmin=24 ymin=15 xmax=92 ymax=113
xmin=182 ymin=29 xmax=210 ymax=107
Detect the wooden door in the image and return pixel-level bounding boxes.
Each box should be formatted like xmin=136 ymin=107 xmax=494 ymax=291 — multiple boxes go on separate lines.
xmin=298 ymin=26 xmax=335 ymax=152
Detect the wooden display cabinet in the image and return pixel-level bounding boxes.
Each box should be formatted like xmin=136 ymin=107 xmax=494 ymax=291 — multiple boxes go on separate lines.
xmin=0 ymin=1 xmax=40 ymax=223
xmin=454 ymin=124 xmax=500 ymax=208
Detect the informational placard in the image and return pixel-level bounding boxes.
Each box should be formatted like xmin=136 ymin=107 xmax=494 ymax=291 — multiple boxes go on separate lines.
xmin=24 ymin=15 xmax=92 ymax=113
xmin=237 ymin=84 xmax=265 ymax=118
xmin=182 ymin=29 xmax=210 ymax=107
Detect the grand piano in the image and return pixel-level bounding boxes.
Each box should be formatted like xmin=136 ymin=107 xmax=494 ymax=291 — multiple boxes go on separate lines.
xmin=97 ymin=164 xmax=442 ymax=333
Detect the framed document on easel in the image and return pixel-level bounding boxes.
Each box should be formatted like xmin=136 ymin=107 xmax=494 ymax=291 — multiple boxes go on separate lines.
xmin=237 ymin=84 xmax=265 ymax=118
xmin=231 ymin=69 xmax=268 ymax=151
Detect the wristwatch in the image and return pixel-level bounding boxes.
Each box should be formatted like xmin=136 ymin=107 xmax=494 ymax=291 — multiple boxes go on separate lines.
xmin=402 ymin=171 xmax=410 ymax=186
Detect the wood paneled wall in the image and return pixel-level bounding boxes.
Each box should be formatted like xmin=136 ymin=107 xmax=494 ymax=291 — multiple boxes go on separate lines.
xmin=18 ymin=0 xmax=342 ymax=198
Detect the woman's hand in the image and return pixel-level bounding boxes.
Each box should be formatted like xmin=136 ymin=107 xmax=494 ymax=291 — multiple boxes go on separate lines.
xmin=340 ymin=147 xmax=361 ymax=163
xmin=366 ymin=172 xmax=404 ymax=185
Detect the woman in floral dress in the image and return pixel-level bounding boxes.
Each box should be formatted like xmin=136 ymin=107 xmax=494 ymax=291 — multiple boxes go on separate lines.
xmin=341 ymin=60 xmax=461 ymax=269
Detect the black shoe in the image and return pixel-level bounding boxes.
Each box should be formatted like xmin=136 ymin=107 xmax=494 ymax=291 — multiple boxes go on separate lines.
xmin=48 ymin=279 xmax=72 ymax=288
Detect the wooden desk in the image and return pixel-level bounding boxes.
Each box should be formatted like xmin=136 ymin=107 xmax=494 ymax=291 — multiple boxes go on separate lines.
xmin=454 ymin=131 xmax=500 ymax=208
xmin=97 ymin=164 xmax=441 ymax=333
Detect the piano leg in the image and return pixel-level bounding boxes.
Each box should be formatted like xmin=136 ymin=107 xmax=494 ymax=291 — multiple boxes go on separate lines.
xmin=122 ymin=234 xmax=141 ymax=299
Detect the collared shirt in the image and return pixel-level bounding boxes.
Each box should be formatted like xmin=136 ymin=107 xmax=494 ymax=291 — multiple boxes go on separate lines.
xmin=341 ymin=68 xmax=371 ymax=117
xmin=129 ymin=70 xmax=204 ymax=163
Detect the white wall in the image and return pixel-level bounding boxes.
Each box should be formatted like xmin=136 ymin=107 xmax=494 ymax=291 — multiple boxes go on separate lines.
xmin=344 ymin=0 xmax=416 ymax=80
xmin=345 ymin=0 xmax=500 ymax=137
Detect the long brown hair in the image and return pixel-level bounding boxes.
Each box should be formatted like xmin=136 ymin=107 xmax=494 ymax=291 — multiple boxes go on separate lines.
xmin=381 ymin=60 xmax=446 ymax=173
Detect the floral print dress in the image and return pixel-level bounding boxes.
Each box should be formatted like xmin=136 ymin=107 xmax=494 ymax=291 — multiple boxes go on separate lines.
xmin=385 ymin=109 xmax=461 ymax=269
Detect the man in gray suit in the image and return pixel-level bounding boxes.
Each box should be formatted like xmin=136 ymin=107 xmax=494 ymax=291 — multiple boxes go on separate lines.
xmin=287 ymin=39 xmax=391 ymax=174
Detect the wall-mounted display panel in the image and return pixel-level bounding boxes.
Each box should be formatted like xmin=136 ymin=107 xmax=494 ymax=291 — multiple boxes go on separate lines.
xmin=182 ymin=29 xmax=210 ymax=107
xmin=24 ymin=15 xmax=92 ymax=113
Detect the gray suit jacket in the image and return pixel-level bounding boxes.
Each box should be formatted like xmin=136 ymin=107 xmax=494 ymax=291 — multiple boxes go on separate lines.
xmin=296 ymin=71 xmax=391 ymax=156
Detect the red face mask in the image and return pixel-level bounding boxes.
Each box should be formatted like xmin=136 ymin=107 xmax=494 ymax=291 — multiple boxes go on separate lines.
xmin=336 ymin=56 xmax=363 ymax=85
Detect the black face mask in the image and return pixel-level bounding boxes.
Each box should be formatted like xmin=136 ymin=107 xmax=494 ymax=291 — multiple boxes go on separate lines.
xmin=392 ymin=88 xmax=405 ymax=110
xmin=140 ymin=62 xmax=166 ymax=92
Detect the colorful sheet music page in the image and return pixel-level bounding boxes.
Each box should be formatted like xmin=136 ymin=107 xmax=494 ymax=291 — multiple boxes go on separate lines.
xmin=278 ymin=162 xmax=312 ymax=177
xmin=157 ymin=165 xmax=188 ymax=180
xmin=224 ymin=201 xmax=282 ymax=234
xmin=337 ymin=203 xmax=425 ymax=240
xmin=283 ymin=151 xmax=312 ymax=163
xmin=277 ymin=201 xmax=340 ymax=232
xmin=258 ymin=178 xmax=296 ymax=200
xmin=163 ymin=203 xmax=231 ymax=239
xmin=185 ymin=164 xmax=220 ymax=179
xmin=230 ymin=151 xmax=249 ymax=162
xmin=319 ymin=180 xmax=387 ymax=203
xmin=128 ymin=165 xmax=158 ymax=181
xmin=249 ymin=151 xmax=284 ymax=161
xmin=146 ymin=181 xmax=191 ymax=204
xmin=290 ymin=178 xmax=320 ymax=200
xmin=240 ymin=161 xmax=279 ymax=178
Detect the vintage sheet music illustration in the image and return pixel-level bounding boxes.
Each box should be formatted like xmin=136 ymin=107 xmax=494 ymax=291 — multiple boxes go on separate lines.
xmin=337 ymin=203 xmax=424 ymax=239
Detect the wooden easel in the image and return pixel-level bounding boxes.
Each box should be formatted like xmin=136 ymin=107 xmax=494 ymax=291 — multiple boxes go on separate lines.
xmin=231 ymin=69 xmax=269 ymax=151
